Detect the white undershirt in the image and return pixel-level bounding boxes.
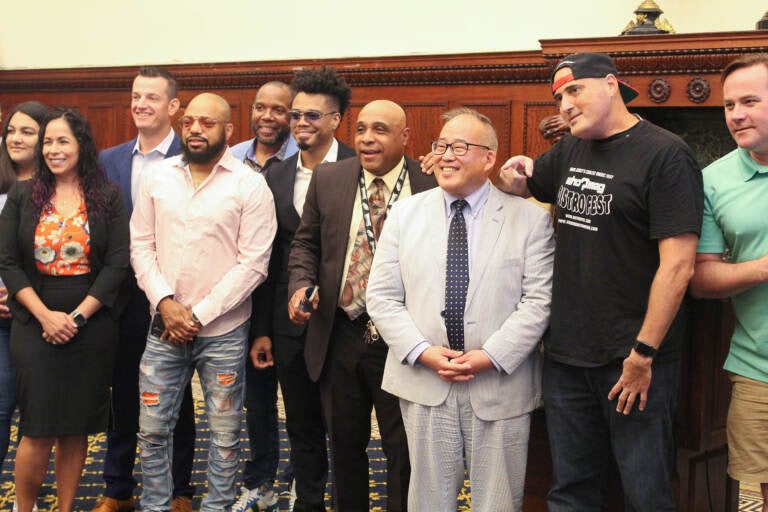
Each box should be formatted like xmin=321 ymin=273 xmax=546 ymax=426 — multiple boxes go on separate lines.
xmin=293 ymin=138 xmax=339 ymax=215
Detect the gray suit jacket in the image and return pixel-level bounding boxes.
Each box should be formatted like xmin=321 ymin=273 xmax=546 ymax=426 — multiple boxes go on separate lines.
xmin=366 ymin=184 xmax=554 ymax=421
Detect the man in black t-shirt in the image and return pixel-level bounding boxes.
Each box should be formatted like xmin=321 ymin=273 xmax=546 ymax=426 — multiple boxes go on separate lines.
xmin=498 ymin=52 xmax=703 ymax=511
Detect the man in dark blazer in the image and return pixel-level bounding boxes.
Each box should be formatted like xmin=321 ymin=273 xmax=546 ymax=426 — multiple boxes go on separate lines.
xmin=93 ymin=66 xmax=196 ymax=512
xmin=287 ymin=99 xmax=437 ymax=511
xmin=245 ymin=67 xmax=355 ymax=512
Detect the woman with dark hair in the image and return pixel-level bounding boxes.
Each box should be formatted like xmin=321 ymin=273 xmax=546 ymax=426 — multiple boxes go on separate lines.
xmin=0 ymin=107 xmax=129 ymax=512
xmin=0 ymin=101 xmax=49 ymax=193
xmin=0 ymin=101 xmax=48 ymax=478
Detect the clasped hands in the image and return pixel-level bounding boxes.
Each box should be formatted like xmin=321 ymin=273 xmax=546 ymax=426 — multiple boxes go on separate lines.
xmin=417 ymin=346 xmax=493 ymax=382
xmin=158 ymin=297 xmax=201 ymax=346
xmin=40 ymin=309 xmax=79 ymax=345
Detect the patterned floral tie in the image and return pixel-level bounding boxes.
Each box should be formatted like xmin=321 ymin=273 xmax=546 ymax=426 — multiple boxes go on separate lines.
xmin=445 ymin=199 xmax=469 ymax=351
xmin=341 ymin=178 xmax=386 ymax=320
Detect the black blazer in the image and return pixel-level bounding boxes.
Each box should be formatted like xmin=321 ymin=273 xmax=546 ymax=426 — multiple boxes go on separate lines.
xmin=0 ymin=180 xmax=131 ymax=323
xmin=250 ymin=141 xmax=357 ymax=341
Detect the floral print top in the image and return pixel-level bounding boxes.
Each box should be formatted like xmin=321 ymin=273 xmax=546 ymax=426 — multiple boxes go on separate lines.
xmin=34 ymin=201 xmax=91 ymax=275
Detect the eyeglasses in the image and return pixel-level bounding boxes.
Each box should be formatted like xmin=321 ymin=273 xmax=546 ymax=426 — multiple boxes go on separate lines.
xmin=178 ymin=116 xmax=225 ymax=129
xmin=288 ymin=110 xmax=338 ymax=122
xmin=431 ymin=140 xmax=490 ymax=156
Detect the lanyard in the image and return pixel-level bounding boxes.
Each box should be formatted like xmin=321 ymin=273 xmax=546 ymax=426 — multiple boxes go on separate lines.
xmin=357 ymin=162 xmax=408 ymax=255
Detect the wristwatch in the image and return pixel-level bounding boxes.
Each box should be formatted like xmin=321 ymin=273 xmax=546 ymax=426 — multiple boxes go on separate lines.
xmin=70 ymin=310 xmax=87 ymax=328
xmin=633 ymin=339 xmax=657 ymax=359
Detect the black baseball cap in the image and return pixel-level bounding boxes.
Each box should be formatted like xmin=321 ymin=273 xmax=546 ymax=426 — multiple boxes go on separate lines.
xmin=551 ymin=52 xmax=639 ymax=104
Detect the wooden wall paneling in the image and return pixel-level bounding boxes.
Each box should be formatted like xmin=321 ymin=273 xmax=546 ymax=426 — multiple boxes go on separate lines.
xmin=523 ymin=101 xmax=560 ymax=158
xmin=400 ymin=103 xmax=450 ymax=161
xmin=84 ymin=104 xmax=119 ymax=152
xmin=118 ymin=105 xmax=134 ymax=145
xmin=461 ymin=102 xmax=510 ymax=176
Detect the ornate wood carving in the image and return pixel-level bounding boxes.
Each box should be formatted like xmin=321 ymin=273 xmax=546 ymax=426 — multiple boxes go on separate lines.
xmin=686 ymin=77 xmax=711 ymax=103
xmin=648 ymin=77 xmax=672 ymax=103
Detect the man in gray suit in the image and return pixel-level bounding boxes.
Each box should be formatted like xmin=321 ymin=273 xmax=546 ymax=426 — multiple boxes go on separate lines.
xmin=366 ymin=108 xmax=554 ymax=511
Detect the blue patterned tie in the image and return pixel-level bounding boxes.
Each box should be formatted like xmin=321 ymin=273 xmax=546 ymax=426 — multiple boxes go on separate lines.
xmin=445 ymin=199 xmax=469 ymax=351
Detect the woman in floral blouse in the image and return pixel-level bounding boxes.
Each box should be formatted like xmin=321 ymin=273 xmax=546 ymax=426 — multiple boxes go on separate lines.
xmin=0 ymin=108 xmax=129 ymax=512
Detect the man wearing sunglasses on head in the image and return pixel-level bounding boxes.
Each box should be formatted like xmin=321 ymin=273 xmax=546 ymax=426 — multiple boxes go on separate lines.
xmin=131 ymin=92 xmax=277 ymax=512
xmin=244 ymin=67 xmax=356 ymax=512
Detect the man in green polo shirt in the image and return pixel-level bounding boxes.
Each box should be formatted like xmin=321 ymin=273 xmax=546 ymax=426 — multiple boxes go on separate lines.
xmin=691 ymin=53 xmax=768 ymax=508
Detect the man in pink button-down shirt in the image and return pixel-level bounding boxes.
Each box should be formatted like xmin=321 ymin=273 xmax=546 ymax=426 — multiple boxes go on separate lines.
xmin=130 ymin=92 xmax=277 ymax=512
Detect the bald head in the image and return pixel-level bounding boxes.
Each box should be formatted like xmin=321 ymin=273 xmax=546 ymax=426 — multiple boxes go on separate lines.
xmin=355 ymin=100 xmax=409 ymax=176
xmin=187 ymin=92 xmax=231 ymax=122
xmin=360 ymin=100 xmax=406 ymax=127
xmin=180 ymin=93 xmax=234 ymax=165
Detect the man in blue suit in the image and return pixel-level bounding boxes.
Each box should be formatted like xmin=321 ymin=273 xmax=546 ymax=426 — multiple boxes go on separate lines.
xmin=93 ymin=66 xmax=196 ymax=512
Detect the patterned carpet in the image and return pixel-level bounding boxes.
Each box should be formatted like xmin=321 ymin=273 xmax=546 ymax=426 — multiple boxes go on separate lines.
xmin=0 ymin=399 xmax=472 ymax=512
xmin=740 ymin=487 xmax=764 ymax=512
xmin=0 ymin=400 xmax=760 ymax=511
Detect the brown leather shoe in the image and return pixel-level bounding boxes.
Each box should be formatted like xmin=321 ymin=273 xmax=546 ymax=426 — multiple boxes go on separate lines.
xmin=171 ymin=495 xmax=193 ymax=512
xmin=91 ymin=496 xmax=135 ymax=512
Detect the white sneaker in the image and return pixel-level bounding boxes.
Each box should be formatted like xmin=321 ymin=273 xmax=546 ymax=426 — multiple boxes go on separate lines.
xmin=288 ymin=479 xmax=297 ymax=512
xmin=12 ymin=499 xmax=39 ymax=512
xmin=232 ymin=485 xmax=278 ymax=512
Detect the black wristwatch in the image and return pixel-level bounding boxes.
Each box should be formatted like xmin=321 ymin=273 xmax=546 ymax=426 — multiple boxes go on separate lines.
xmin=633 ymin=339 xmax=657 ymax=359
xmin=70 ymin=310 xmax=87 ymax=328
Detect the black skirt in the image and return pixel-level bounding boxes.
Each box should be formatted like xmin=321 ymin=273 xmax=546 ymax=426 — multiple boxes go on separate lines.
xmin=10 ymin=274 xmax=118 ymax=436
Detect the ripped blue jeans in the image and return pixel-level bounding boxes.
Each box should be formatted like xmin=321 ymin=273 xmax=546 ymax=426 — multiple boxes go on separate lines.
xmin=138 ymin=321 xmax=248 ymax=512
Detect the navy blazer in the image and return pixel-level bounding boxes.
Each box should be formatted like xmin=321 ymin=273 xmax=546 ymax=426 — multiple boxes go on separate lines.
xmin=99 ymin=133 xmax=183 ymax=216
xmin=0 ymin=181 xmax=131 ymax=323
xmin=251 ymin=141 xmax=357 ymax=341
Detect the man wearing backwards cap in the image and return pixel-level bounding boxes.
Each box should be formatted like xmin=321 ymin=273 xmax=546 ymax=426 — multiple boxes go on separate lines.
xmin=498 ymin=52 xmax=703 ymax=511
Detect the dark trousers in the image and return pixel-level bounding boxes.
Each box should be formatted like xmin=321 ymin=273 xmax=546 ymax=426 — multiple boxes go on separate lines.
xmin=274 ymin=332 xmax=328 ymax=512
xmin=320 ymin=310 xmax=410 ymax=512
xmin=103 ymin=288 xmax=196 ymax=500
xmin=243 ymin=352 xmax=279 ymax=490
xmin=542 ymin=356 xmax=678 ymax=512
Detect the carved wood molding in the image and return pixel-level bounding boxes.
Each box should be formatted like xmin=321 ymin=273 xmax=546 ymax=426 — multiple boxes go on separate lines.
xmin=2 ymin=31 xmax=766 ymax=92
xmin=0 ymin=53 xmax=551 ymax=92
xmin=540 ymin=31 xmax=768 ymax=76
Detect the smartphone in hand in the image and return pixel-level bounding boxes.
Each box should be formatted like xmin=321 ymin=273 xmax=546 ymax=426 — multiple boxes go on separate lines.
xmin=299 ymin=286 xmax=318 ymax=313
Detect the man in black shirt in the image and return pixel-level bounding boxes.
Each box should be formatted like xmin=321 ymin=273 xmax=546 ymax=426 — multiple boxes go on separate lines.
xmin=498 ymin=52 xmax=703 ymax=511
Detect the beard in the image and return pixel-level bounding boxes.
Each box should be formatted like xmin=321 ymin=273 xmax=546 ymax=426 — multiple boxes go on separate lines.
xmin=182 ymin=135 xmax=227 ymax=164
xmin=253 ymin=124 xmax=290 ymax=146
xmin=297 ymin=140 xmax=311 ymax=151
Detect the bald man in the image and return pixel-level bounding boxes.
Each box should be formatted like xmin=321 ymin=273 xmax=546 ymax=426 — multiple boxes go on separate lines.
xmin=131 ymin=93 xmax=277 ymax=512
xmin=288 ymin=99 xmax=436 ymax=511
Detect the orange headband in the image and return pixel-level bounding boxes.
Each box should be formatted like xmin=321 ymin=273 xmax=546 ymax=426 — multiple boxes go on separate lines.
xmin=551 ymin=70 xmax=575 ymax=94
